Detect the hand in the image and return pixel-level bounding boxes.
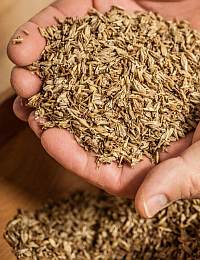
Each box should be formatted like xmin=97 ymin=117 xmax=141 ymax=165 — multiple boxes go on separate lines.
xmin=8 ymin=0 xmax=200 ymax=217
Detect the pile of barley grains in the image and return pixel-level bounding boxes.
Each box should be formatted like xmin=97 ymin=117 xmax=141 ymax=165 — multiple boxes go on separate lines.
xmin=28 ymin=6 xmax=200 ymax=165
xmin=4 ymin=192 xmax=200 ymax=259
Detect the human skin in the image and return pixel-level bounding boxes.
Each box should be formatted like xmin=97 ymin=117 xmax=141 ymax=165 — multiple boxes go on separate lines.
xmin=8 ymin=0 xmax=200 ymax=218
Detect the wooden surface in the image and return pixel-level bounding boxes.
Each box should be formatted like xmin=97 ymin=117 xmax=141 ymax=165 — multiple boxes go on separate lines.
xmin=0 ymin=0 xmax=52 ymax=99
xmin=0 ymin=127 xmax=93 ymax=259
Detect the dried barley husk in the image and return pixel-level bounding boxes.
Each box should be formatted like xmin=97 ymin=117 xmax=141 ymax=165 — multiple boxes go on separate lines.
xmin=28 ymin=6 xmax=200 ymax=166
xmin=5 ymin=192 xmax=200 ymax=259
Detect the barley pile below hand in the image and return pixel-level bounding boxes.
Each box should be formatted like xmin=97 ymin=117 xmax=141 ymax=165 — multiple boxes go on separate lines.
xmin=5 ymin=192 xmax=200 ymax=259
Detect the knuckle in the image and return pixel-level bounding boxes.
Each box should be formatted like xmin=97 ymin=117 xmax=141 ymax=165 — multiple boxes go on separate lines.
xmin=188 ymin=173 xmax=200 ymax=198
xmin=105 ymin=174 xmax=125 ymax=196
xmin=181 ymin=172 xmax=200 ymax=199
xmin=175 ymin=156 xmax=200 ymax=199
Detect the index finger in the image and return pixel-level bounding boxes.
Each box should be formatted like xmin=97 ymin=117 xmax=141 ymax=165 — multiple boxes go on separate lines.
xmin=8 ymin=0 xmax=92 ymax=67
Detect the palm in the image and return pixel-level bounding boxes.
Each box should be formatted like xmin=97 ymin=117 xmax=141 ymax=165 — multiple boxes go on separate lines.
xmin=9 ymin=0 xmax=200 ymax=197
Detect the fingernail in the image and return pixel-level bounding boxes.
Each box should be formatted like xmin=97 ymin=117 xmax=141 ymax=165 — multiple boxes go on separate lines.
xmin=144 ymin=194 xmax=169 ymax=218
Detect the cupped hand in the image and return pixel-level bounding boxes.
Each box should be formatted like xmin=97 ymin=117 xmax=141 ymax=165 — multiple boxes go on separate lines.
xmin=8 ymin=0 xmax=200 ymax=218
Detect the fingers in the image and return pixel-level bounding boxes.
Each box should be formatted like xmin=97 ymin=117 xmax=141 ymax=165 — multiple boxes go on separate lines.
xmin=136 ymin=0 xmax=200 ymax=29
xmin=9 ymin=0 xmax=93 ymax=121
xmin=8 ymin=0 xmax=92 ymax=66
xmin=13 ymin=96 xmax=32 ymax=122
xmin=9 ymin=0 xmax=93 ymax=112
xmin=94 ymin=0 xmax=142 ymax=13
xmin=52 ymin=0 xmax=92 ymax=17
xmin=11 ymin=67 xmax=42 ymax=98
xmin=135 ymin=140 xmax=200 ymax=218
xmin=118 ymin=133 xmax=193 ymax=197
xmin=8 ymin=21 xmax=46 ymax=67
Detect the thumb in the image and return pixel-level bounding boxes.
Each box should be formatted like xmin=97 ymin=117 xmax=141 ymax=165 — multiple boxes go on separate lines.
xmin=135 ymin=140 xmax=200 ymax=218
